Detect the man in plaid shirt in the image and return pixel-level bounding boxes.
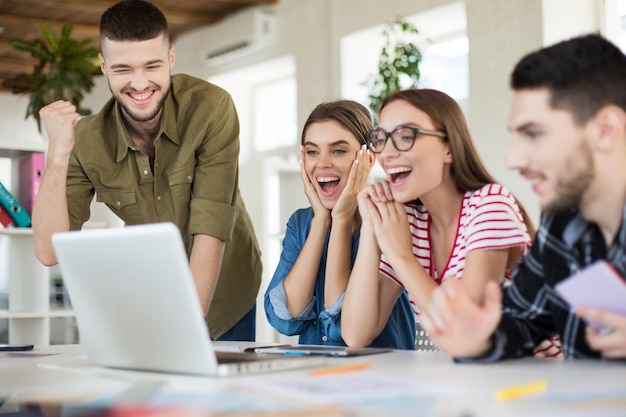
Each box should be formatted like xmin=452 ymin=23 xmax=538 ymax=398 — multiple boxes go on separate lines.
xmin=421 ymin=34 xmax=626 ymax=361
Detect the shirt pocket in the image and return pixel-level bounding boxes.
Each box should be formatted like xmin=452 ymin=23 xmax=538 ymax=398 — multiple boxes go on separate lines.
xmin=96 ymin=189 xmax=142 ymax=224
xmin=167 ymin=164 xmax=194 ymax=199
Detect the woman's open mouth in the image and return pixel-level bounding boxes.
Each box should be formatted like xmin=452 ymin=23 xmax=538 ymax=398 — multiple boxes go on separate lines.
xmin=386 ymin=166 xmax=412 ymax=184
xmin=317 ymin=175 xmax=340 ymax=195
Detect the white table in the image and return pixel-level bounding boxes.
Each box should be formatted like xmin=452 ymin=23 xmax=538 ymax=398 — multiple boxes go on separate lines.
xmin=1 ymin=344 xmax=625 ymax=416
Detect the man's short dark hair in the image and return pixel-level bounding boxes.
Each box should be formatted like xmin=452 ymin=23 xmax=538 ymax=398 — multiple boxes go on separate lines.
xmin=100 ymin=0 xmax=169 ymax=44
xmin=511 ymin=34 xmax=626 ymax=125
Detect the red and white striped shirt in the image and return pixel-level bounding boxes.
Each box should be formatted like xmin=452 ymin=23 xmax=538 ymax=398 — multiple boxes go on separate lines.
xmin=379 ymin=184 xmax=562 ymax=358
xmin=380 ymin=184 xmax=531 ymax=307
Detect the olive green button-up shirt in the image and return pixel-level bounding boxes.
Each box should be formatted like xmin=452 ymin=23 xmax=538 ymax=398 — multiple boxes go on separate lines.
xmin=67 ymin=74 xmax=262 ymax=338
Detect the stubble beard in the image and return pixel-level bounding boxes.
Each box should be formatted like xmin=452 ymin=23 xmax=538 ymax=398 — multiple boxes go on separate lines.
xmin=111 ymin=84 xmax=171 ymax=123
xmin=542 ymin=140 xmax=594 ymax=215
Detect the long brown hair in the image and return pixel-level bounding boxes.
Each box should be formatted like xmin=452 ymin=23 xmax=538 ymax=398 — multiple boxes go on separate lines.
xmin=380 ymin=89 xmax=536 ymax=238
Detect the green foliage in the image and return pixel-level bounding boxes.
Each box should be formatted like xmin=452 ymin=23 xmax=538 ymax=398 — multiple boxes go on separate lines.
xmin=2 ymin=23 xmax=100 ymax=133
xmin=362 ymin=17 xmax=423 ymax=122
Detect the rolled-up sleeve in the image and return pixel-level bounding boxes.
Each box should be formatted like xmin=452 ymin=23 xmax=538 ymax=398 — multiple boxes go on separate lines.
xmin=189 ymin=200 xmax=236 ymax=242
xmin=320 ymin=292 xmax=344 ymax=343
xmin=268 ymin=282 xmax=316 ymax=321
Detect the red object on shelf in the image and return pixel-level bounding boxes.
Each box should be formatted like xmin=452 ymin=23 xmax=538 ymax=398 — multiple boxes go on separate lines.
xmin=0 ymin=204 xmax=12 ymax=227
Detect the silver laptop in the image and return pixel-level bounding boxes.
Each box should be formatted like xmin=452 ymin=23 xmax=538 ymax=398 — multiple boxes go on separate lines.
xmin=51 ymin=222 xmax=325 ymax=377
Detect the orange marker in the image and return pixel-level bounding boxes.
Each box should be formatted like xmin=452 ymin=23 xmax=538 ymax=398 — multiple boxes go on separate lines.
xmin=309 ymin=363 xmax=371 ymax=377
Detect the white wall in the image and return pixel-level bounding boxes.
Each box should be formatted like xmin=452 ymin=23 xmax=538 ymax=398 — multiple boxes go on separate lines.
xmin=465 ymin=0 xmax=544 ymax=225
xmin=0 ymin=94 xmax=45 ymax=143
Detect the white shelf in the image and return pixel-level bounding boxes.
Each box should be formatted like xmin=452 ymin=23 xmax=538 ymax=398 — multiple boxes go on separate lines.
xmin=0 ymin=227 xmax=34 ymax=236
xmin=0 ymin=141 xmax=76 ymax=346
xmin=0 ymin=310 xmax=74 ymax=319
xmin=0 ymin=310 xmax=46 ymax=319
xmin=49 ymin=310 xmax=75 ymax=318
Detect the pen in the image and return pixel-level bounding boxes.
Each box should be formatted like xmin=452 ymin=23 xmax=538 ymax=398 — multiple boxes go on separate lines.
xmin=493 ymin=380 xmax=547 ymax=402
xmin=309 ymin=362 xmax=371 ymax=376
xmin=284 ymin=351 xmax=307 ymax=356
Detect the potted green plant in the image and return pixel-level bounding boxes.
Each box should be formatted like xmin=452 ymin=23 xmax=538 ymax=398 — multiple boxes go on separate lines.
xmin=362 ymin=17 xmax=423 ymax=122
xmin=2 ymin=23 xmax=100 ymax=133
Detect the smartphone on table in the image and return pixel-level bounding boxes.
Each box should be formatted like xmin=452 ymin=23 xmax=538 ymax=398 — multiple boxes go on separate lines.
xmin=0 ymin=344 xmax=34 ymax=351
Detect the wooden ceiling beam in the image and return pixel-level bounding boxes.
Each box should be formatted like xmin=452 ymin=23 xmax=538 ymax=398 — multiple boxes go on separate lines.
xmin=0 ymin=14 xmax=100 ymax=40
xmin=0 ymin=56 xmax=37 ymax=73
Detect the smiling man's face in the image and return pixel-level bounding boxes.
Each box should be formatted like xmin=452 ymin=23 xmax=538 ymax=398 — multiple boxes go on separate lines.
xmin=507 ymin=88 xmax=595 ymax=214
xmin=100 ymin=33 xmax=174 ymax=123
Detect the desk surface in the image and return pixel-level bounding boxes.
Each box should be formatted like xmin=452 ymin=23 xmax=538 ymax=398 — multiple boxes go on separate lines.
xmin=1 ymin=344 xmax=626 ymax=417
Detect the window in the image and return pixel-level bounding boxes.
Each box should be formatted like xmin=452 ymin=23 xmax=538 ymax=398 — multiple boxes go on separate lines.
xmin=209 ymin=55 xmax=297 ymax=164
xmin=252 ymin=77 xmax=297 ymax=152
xmin=341 ymin=1 xmax=468 ymax=103
xmin=340 ymin=1 xmax=468 ymax=178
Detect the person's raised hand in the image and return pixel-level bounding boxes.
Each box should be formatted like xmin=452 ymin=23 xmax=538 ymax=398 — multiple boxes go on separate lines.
xmin=39 ymin=100 xmax=79 ymax=161
xmin=367 ymin=196 xmax=413 ymax=266
xmin=420 ymin=279 xmax=502 ymax=358
xmin=356 ymin=180 xmax=391 ymax=228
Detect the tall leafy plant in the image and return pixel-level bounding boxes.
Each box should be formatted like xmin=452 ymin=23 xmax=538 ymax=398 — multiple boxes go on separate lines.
xmin=362 ymin=17 xmax=423 ymax=122
xmin=2 ymin=23 xmax=100 ymax=133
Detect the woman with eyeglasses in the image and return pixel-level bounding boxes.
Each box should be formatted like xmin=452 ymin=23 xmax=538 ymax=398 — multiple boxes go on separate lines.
xmin=342 ymin=89 xmax=561 ymax=357
xmin=264 ymin=100 xmax=416 ymax=349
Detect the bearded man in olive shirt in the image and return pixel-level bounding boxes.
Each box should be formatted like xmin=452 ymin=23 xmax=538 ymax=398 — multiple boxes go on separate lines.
xmin=32 ymin=0 xmax=262 ymax=340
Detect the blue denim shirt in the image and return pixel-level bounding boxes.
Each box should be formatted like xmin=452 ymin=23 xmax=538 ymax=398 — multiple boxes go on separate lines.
xmin=264 ymin=207 xmax=416 ymax=349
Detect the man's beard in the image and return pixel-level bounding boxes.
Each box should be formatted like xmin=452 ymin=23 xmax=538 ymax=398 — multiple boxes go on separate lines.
xmin=542 ymin=140 xmax=594 ymax=215
xmin=111 ymin=84 xmax=170 ymax=122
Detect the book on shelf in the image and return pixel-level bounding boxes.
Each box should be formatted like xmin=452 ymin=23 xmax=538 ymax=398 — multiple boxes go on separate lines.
xmin=0 ymin=181 xmax=32 ymax=227
xmin=18 ymin=152 xmax=45 ymax=215
xmin=0 ymin=204 xmax=12 ymax=227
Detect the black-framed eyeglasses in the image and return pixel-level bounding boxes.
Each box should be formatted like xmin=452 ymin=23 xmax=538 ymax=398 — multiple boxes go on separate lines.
xmin=367 ymin=126 xmax=447 ymax=153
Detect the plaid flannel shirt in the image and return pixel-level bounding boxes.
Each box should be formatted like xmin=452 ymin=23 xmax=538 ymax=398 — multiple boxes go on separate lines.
xmin=467 ymin=206 xmax=626 ymax=361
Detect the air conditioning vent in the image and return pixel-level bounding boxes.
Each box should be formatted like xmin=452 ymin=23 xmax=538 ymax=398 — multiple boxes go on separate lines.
xmin=205 ymin=40 xmax=252 ymax=61
xmin=200 ymin=8 xmax=276 ymax=67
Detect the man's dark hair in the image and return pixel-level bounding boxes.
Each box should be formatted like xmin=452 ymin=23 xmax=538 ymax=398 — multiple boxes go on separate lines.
xmin=511 ymin=34 xmax=626 ymax=125
xmin=100 ymin=0 xmax=169 ymax=44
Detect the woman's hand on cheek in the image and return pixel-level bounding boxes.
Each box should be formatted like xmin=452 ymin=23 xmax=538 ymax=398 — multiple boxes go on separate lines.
xmin=300 ymin=147 xmax=329 ymax=219
xmin=333 ymin=146 xmax=370 ymax=222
